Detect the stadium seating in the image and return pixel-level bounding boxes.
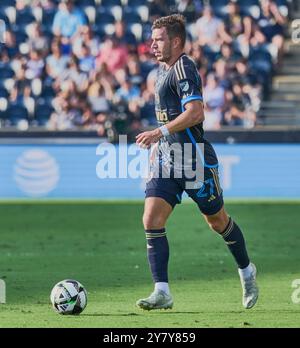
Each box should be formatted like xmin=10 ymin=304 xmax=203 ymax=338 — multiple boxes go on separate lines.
xmin=34 ymin=98 xmax=54 ymax=126
xmin=0 ymin=64 xmax=14 ymax=79
xmin=0 ymin=0 xmax=15 ymax=8
xmin=7 ymin=103 xmax=29 ymax=125
xmin=0 ymin=0 xmax=295 ymax=132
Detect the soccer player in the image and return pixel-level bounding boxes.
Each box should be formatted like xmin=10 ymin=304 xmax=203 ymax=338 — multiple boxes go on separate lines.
xmin=135 ymin=14 xmax=258 ymax=310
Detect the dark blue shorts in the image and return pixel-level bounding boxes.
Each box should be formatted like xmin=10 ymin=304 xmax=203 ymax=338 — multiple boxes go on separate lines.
xmin=145 ymin=166 xmax=224 ymax=216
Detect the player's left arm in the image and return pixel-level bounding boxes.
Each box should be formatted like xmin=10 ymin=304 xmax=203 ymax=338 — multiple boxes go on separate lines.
xmin=136 ymin=100 xmax=204 ymax=148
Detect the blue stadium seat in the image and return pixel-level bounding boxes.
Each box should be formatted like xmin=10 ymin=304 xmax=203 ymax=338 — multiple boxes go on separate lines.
xmin=0 ymin=108 xmax=8 ymax=121
xmin=7 ymin=103 xmax=29 ymax=125
xmin=0 ymin=0 xmax=16 ymax=7
xmin=0 ymin=87 xmax=8 ymax=98
xmin=141 ymin=21 xmax=152 ymax=41
xmin=75 ymin=0 xmax=96 ymax=6
xmin=95 ymin=10 xmax=115 ymax=24
xmin=275 ymin=0 xmax=288 ymax=5
xmin=11 ymin=25 xmax=28 ymax=45
xmin=91 ymin=24 xmax=106 ymax=40
xmin=0 ymin=12 xmax=10 ymax=27
xmin=122 ymin=9 xmax=142 ymax=24
xmin=34 ymin=99 xmax=54 ymax=126
xmin=211 ymin=5 xmax=228 ymax=20
xmin=101 ymin=0 xmax=122 ymax=7
xmin=16 ymin=9 xmax=36 ymax=28
xmin=42 ymin=8 xmax=56 ymax=29
xmin=238 ymin=0 xmax=259 ymax=5
xmin=128 ymin=22 xmax=142 ymax=42
xmin=0 ymin=64 xmax=14 ymax=79
xmin=41 ymin=83 xmax=55 ymax=100
xmin=249 ymin=48 xmax=273 ymax=74
xmin=210 ymin=0 xmax=229 ymax=6
xmin=41 ymin=27 xmax=54 ymax=42
xmin=127 ymin=0 xmax=146 ymax=6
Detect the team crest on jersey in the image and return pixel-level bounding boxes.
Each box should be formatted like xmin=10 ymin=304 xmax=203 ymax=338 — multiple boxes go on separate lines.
xmin=179 ymin=80 xmax=189 ymax=92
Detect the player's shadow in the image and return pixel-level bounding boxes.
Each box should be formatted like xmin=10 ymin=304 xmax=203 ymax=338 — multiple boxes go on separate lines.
xmin=81 ymin=311 xmax=220 ymax=317
xmin=81 ymin=313 xmax=141 ymax=317
xmin=158 ymin=310 xmax=245 ymax=315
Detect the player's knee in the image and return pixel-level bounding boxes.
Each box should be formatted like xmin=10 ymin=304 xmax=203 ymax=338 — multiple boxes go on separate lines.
xmin=143 ymin=212 xmax=165 ymax=230
xmin=207 ymin=219 xmax=226 ymax=234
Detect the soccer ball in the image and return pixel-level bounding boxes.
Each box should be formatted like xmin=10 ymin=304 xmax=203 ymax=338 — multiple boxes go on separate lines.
xmin=50 ymin=279 xmax=87 ymax=315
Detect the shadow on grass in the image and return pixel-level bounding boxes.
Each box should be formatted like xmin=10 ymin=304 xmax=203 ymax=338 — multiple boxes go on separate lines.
xmin=81 ymin=312 xmax=141 ymax=317
xmin=80 ymin=310 xmax=245 ymax=317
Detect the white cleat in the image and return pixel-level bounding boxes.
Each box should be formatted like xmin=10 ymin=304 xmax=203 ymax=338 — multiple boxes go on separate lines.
xmin=136 ymin=290 xmax=173 ymax=311
xmin=239 ymin=263 xmax=259 ymax=309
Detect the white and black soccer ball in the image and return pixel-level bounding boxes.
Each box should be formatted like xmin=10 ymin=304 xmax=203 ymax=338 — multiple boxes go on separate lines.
xmin=50 ymin=279 xmax=87 ymax=315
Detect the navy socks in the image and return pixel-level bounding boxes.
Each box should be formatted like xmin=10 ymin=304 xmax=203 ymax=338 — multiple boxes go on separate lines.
xmin=221 ymin=217 xmax=250 ymax=269
xmin=145 ymin=228 xmax=169 ymax=282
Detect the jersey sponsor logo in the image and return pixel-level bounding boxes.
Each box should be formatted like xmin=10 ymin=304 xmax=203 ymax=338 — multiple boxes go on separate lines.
xmin=156 ymin=109 xmax=169 ymax=123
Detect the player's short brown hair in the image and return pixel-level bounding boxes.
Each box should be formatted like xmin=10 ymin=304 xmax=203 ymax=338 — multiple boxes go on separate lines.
xmin=152 ymin=14 xmax=186 ymax=48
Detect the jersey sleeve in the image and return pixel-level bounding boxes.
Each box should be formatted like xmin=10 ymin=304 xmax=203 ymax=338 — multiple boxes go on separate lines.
xmin=173 ymin=58 xmax=203 ymax=109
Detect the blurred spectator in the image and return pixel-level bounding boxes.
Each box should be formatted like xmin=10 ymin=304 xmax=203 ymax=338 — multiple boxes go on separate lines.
xmin=96 ymin=35 xmax=128 ymax=74
xmin=114 ymin=21 xmax=137 ymax=48
xmin=48 ymin=88 xmax=90 ymax=130
xmin=140 ymin=67 xmax=157 ymax=126
xmin=223 ymin=1 xmax=245 ymax=39
xmin=190 ymin=43 xmax=207 ymax=69
xmin=16 ymin=0 xmax=31 ymax=10
xmin=257 ymin=0 xmax=287 ymax=66
xmin=25 ymin=50 xmax=45 ymax=80
xmin=224 ymin=80 xmax=256 ymax=127
xmin=138 ymin=42 xmax=158 ymax=78
xmin=46 ymin=40 xmax=70 ymax=80
xmin=195 ymin=6 xmax=224 ymax=51
xmin=149 ymin=0 xmax=170 ymax=22
xmin=32 ymin=0 xmax=55 ymax=9
xmin=203 ymin=73 xmax=225 ymax=130
xmin=126 ymin=54 xmax=143 ymax=86
xmin=213 ymin=58 xmax=231 ymax=89
xmin=177 ymin=0 xmax=203 ymax=23
xmin=52 ymin=0 xmax=86 ymax=49
xmin=234 ymin=58 xmax=262 ymax=112
xmin=218 ymin=43 xmax=241 ymax=68
xmin=77 ymin=44 xmax=95 ymax=73
xmin=10 ymin=66 xmax=32 ymax=103
xmin=115 ymin=76 xmax=141 ymax=103
xmin=47 ymin=96 xmax=77 ymax=130
xmin=54 ymin=55 xmax=88 ymax=93
xmin=3 ymin=31 xmax=19 ymax=59
xmin=87 ymin=76 xmax=112 ymax=114
xmin=233 ymin=58 xmax=259 ymax=89
xmin=72 ymin=25 xmax=100 ymax=57
xmin=26 ymin=23 xmax=49 ymax=57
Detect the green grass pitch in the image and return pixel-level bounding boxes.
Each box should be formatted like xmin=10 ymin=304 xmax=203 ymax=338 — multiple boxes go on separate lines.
xmin=0 ymin=200 xmax=299 ymax=328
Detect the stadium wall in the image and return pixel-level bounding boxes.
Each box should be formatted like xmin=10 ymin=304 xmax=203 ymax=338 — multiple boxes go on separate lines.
xmin=0 ymin=140 xmax=299 ymax=199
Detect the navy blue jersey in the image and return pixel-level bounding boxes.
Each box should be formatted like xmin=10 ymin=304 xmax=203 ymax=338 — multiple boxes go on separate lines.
xmin=147 ymin=54 xmax=223 ymax=213
xmin=154 ymin=53 xmax=218 ymax=168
